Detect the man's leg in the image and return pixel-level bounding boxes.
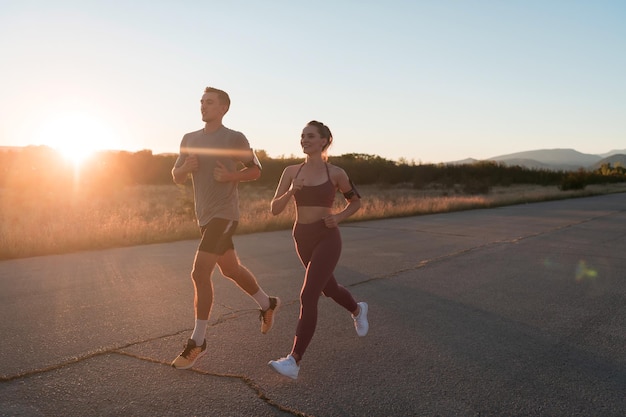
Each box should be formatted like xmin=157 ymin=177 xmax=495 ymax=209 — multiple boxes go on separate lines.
xmin=171 ymin=250 xmax=217 ymax=369
xmin=192 ymin=250 xmax=219 ymax=320
xmin=217 ymin=249 xmax=280 ymax=333
xmin=217 ymin=249 xmax=261 ymax=298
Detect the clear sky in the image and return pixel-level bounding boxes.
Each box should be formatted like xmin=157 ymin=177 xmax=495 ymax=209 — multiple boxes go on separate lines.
xmin=1 ymin=0 xmax=625 ymax=164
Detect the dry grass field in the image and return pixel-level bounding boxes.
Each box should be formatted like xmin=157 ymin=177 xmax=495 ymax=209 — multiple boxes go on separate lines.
xmin=2 ymin=182 xmax=625 ymax=260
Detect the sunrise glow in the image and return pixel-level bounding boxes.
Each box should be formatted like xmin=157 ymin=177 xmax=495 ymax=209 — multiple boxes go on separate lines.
xmin=34 ymin=111 xmax=117 ymax=167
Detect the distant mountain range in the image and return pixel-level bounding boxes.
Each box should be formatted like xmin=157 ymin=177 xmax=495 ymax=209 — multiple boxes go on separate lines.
xmin=450 ymin=149 xmax=626 ymax=171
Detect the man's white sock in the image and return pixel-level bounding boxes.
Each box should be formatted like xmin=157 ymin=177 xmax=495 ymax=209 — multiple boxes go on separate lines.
xmin=252 ymin=289 xmax=270 ymax=311
xmin=191 ymin=319 xmax=208 ymax=345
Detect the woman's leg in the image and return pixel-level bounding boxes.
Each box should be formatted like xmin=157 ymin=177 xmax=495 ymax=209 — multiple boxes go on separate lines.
xmin=291 ymin=225 xmax=342 ymax=361
xmin=322 ymin=274 xmax=358 ymax=313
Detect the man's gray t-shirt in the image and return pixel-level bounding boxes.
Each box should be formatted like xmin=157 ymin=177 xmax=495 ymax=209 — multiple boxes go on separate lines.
xmin=174 ymin=126 xmax=253 ymax=227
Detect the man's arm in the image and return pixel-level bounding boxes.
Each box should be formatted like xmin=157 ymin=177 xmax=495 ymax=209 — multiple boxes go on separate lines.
xmin=213 ymin=147 xmax=262 ymax=182
xmin=213 ymin=161 xmax=260 ymax=182
xmin=172 ymin=154 xmax=198 ymax=184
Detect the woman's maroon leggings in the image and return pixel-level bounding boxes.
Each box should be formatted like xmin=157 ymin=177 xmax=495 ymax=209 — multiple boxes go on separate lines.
xmin=291 ymin=220 xmax=358 ymax=360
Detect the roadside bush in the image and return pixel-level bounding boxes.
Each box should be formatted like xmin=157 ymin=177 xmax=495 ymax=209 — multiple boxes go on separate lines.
xmin=462 ymin=178 xmax=492 ymax=195
xmin=560 ymin=171 xmax=587 ymax=191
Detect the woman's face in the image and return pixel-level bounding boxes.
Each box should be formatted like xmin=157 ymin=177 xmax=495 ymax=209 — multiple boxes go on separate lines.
xmin=300 ymin=125 xmax=327 ymax=155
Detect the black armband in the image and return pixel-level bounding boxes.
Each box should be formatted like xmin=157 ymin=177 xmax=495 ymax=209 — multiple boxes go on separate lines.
xmin=342 ymin=180 xmax=361 ymax=199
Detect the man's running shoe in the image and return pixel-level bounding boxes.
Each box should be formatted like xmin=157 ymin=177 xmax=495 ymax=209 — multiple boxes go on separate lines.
xmin=171 ymin=339 xmax=207 ymax=370
xmin=260 ymin=296 xmax=281 ymax=334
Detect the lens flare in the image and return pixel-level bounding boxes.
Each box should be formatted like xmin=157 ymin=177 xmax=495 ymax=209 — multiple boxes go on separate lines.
xmin=575 ymin=260 xmax=598 ymax=282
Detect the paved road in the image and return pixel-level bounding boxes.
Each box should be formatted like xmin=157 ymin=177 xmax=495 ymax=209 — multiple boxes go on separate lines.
xmin=1 ymin=193 xmax=625 ymax=416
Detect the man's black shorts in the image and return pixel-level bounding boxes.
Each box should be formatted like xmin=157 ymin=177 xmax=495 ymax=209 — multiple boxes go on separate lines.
xmin=198 ymin=218 xmax=238 ymax=255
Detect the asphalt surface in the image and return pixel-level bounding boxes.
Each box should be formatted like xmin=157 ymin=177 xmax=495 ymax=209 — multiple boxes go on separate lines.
xmin=1 ymin=192 xmax=625 ymax=417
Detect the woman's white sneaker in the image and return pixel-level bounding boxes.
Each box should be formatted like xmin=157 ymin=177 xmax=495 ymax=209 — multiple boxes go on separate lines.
xmin=268 ymin=354 xmax=300 ymax=380
xmin=352 ymin=302 xmax=369 ymax=337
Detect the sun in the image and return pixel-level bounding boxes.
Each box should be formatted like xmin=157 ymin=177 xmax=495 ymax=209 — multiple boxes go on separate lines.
xmin=35 ymin=110 xmax=117 ymax=167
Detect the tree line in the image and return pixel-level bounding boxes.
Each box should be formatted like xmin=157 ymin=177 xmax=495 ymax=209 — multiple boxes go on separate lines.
xmin=1 ymin=146 xmax=625 ymax=194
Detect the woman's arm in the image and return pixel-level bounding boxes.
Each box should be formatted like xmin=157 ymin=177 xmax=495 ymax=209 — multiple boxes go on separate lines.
xmin=271 ymin=166 xmax=298 ymax=215
xmin=324 ymin=166 xmax=361 ymax=227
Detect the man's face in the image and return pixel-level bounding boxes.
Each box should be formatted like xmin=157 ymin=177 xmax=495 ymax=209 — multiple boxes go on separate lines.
xmin=200 ymin=92 xmax=227 ymax=123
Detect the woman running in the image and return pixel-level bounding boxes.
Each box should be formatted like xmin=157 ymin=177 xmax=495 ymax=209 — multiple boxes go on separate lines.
xmin=268 ymin=120 xmax=369 ymax=380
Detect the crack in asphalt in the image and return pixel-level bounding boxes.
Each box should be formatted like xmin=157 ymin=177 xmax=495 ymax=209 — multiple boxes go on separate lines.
xmin=114 ymin=350 xmax=312 ymax=417
xmin=0 ymin=329 xmax=313 ymax=417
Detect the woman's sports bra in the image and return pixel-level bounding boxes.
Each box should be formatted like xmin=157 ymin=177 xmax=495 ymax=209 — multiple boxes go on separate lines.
xmin=293 ymin=163 xmax=336 ymax=208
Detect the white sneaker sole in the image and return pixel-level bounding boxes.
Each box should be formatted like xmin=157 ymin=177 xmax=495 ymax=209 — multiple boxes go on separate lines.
xmin=268 ymin=360 xmax=299 ymax=380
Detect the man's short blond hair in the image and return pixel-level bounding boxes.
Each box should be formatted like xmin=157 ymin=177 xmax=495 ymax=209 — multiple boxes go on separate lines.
xmin=204 ymin=87 xmax=230 ymax=111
